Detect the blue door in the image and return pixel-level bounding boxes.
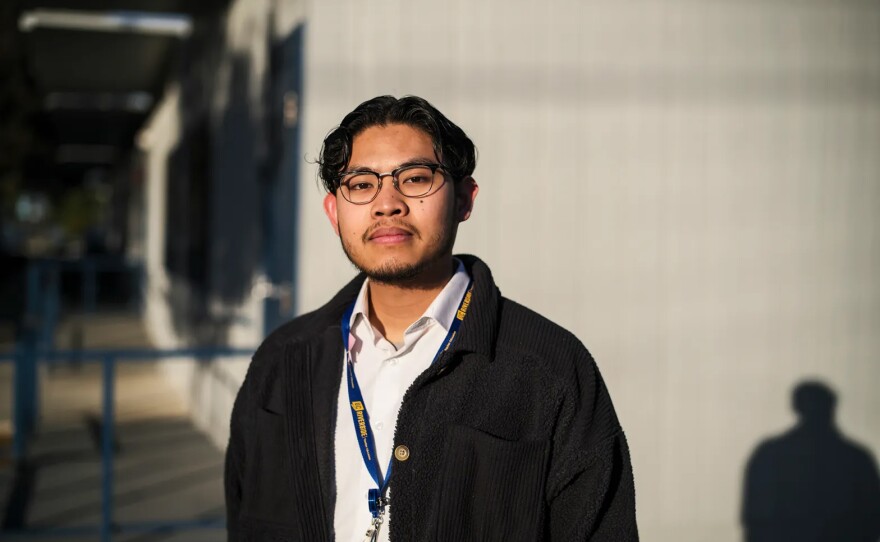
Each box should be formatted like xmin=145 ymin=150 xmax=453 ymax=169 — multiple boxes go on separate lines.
xmin=262 ymin=24 xmax=304 ymax=336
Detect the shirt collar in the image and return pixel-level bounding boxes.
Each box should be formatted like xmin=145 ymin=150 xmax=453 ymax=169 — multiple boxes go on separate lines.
xmin=419 ymin=258 xmax=470 ymax=333
xmin=349 ymin=258 xmax=470 ymax=341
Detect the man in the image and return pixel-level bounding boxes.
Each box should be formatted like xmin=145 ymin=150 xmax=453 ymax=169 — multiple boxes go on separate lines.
xmin=225 ymin=95 xmax=637 ymax=541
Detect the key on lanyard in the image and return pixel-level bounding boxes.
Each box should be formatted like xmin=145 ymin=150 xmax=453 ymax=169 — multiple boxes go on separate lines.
xmin=363 ymin=514 xmax=384 ymax=542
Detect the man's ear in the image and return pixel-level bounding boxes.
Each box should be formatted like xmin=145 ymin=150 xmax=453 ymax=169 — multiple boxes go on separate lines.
xmin=455 ymin=177 xmax=479 ymax=222
xmin=323 ymin=192 xmax=340 ymax=236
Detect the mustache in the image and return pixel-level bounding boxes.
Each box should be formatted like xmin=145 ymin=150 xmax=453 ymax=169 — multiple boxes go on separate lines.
xmin=362 ymin=220 xmax=420 ymax=243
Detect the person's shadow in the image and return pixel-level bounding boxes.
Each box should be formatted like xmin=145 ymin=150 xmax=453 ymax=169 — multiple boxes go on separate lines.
xmin=742 ymin=381 xmax=880 ymax=541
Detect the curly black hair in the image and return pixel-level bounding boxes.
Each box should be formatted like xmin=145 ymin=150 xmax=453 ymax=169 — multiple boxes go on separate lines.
xmin=317 ymin=95 xmax=477 ymax=193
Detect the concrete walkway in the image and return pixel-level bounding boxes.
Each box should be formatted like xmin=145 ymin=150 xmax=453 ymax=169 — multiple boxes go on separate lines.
xmin=0 ymin=312 xmax=228 ymax=541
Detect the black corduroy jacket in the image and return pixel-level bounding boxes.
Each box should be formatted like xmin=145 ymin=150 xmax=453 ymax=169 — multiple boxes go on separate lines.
xmin=225 ymin=255 xmax=638 ymax=541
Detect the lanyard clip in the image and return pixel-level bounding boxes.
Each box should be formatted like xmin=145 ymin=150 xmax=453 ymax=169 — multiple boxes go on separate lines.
xmin=368 ymin=488 xmax=388 ymax=517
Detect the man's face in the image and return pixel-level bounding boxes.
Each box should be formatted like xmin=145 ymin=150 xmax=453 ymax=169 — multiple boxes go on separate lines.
xmin=323 ymin=123 xmax=478 ymax=284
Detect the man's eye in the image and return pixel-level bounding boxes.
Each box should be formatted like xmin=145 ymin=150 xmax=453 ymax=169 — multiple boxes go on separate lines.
xmin=402 ymin=176 xmax=430 ymax=184
xmin=349 ymin=182 xmax=375 ymax=191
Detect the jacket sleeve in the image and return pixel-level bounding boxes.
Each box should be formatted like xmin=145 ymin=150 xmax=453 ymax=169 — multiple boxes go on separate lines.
xmin=225 ymin=357 xmax=255 ymax=541
xmin=545 ymin=350 xmax=638 ymax=541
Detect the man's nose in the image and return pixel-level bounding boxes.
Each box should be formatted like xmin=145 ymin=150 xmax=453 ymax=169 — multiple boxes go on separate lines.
xmin=371 ymin=179 xmax=407 ymax=217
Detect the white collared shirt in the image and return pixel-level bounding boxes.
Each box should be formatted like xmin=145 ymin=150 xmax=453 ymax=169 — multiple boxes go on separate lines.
xmin=333 ymin=260 xmax=470 ymax=542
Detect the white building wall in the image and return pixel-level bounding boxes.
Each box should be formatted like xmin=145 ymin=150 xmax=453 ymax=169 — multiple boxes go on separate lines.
xmin=298 ymin=1 xmax=880 ymax=540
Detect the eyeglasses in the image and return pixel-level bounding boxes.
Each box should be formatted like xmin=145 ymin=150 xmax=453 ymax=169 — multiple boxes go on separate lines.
xmin=337 ymin=163 xmax=447 ymax=205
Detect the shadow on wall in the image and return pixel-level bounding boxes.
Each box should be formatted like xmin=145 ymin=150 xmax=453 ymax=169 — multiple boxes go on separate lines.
xmin=161 ymin=12 xmax=241 ymax=347
xmin=163 ymin=51 xmax=260 ymax=347
xmin=160 ymin=12 xmax=304 ymax=346
xmin=741 ymin=380 xmax=880 ymax=542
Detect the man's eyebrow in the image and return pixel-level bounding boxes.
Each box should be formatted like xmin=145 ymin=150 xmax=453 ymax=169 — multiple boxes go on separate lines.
xmin=344 ymin=157 xmax=438 ymax=173
xmin=395 ymin=158 xmax=439 ymax=168
xmin=341 ymin=165 xmax=375 ymax=174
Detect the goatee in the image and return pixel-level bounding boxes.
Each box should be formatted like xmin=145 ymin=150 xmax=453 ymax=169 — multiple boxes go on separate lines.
xmin=340 ymin=235 xmax=455 ymax=289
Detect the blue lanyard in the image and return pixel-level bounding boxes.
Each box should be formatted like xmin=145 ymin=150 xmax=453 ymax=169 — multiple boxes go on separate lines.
xmin=341 ymin=278 xmax=474 ymax=518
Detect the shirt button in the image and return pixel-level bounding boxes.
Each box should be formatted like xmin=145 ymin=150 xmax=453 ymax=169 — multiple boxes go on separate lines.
xmin=391 ymin=359 xmax=399 ymax=366
xmin=376 ymin=422 xmax=384 ymax=431
xmin=394 ymin=445 xmax=410 ymax=462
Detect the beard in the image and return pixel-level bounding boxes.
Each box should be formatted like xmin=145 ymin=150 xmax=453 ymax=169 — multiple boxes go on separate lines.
xmin=339 ymin=219 xmax=457 ymax=288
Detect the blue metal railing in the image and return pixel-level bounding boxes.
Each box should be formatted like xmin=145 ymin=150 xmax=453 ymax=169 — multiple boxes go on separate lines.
xmin=7 ymin=257 xmax=144 ymax=460
xmin=1 ymin=258 xmax=255 ymax=541
xmin=1 ymin=346 xmax=254 ymax=541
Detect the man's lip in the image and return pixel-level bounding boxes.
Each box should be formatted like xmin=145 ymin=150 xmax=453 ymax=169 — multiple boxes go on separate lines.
xmin=368 ymin=227 xmax=413 ymax=240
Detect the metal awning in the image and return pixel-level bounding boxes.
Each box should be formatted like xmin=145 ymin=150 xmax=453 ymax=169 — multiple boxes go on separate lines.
xmin=10 ymin=0 xmax=227 ymax=178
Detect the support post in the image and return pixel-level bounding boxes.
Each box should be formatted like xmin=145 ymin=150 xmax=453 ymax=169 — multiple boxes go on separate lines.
xmin=12 ymin=341 xmax=35 ymax=461
xmin=14 ymin=263 xmax=42 ymax=460
xmin=101 ymin=354 xmax=115 ymax=542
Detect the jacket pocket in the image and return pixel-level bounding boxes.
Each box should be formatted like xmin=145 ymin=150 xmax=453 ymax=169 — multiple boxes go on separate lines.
xmin=434 ymin=424 xmax=550 ymax=542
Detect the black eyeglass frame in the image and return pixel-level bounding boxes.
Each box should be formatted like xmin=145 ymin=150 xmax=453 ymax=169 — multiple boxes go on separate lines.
xmin=336 ymin=162 xmax=449 ymax=205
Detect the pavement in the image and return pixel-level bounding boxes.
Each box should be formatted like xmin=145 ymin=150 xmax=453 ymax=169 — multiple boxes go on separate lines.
xmin=0 ymin=312 xmax=228 ymax=541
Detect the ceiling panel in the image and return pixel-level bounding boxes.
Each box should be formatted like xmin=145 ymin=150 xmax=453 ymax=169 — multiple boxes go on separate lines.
xmin=8 ymin=0 xmax=230 ymax=173
xmin=25 ymin=29 xmax=175 ymax=93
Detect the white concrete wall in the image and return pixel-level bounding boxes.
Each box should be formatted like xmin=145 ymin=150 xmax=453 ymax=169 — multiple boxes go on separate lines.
xmin=298 ymin=1 xmax=880 ymax=540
